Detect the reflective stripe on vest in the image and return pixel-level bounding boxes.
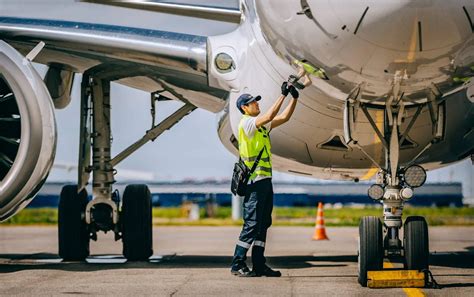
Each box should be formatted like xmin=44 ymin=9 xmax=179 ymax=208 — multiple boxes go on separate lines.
xmin=238 ymin=115 xmax=272 ymax=180
xmin=241 ymin=156 xmax=270 ymax=163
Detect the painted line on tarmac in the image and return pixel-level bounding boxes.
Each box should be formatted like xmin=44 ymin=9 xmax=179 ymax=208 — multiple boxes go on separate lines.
xmin=384 ymin=261 xmax=425 ymax=297
xmin=32 ymin=254 xmax=167 ymax=264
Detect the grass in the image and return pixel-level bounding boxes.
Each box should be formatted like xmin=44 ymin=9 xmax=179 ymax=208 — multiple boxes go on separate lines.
xmin=2 ymin=206 xmax=474 ymax=226
xmin=274 ymin=206 xmax=474 ymax=226
xmin=2 ymin=208 xmax=58 ymax=225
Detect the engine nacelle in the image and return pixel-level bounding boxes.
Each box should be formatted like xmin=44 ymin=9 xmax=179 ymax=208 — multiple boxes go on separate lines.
xmin=0 ymin=40 xmax=57 ymax=221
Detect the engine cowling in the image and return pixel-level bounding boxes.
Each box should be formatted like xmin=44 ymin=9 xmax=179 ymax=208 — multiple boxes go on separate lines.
xmin=0 ymin=40 xmax=57 ymax=221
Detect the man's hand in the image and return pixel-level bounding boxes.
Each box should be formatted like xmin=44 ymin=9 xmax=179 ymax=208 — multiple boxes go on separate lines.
xmin=281 ymin=82 xmax=290 ymax=96
xmin=289 ymin=85 xmax=299 ymax=99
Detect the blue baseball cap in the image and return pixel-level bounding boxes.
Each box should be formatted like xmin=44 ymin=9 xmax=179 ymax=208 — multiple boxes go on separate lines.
xmin=236 ymin=93 xmax=261 ymax=114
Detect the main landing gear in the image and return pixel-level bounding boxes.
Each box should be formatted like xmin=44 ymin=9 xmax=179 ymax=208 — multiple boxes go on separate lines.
xmin=58 ymin=66 xmax=196 ymax=261
xmin=343 ymin=80 xmax=444 ymax=286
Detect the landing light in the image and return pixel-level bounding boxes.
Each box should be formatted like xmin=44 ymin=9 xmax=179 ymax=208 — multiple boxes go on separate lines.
xmin=368 ymin=184 xmax=384 ymax=200
xmin=400 ymin=187 xmax=414 ymax=200
xmin=215 ymin=52 xmax=234 ymax=73
xmin=404 ymin=165 xmax=426 ymax=188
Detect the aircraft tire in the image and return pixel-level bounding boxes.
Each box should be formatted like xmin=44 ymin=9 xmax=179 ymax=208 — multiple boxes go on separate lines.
xmin=358 ymin=216 xmax=383 ymax=287
xmin=122 ymin=184 xmax=153 ymax=261
xmin=404 ymin=216 xmax=429 ymax=270
xmin=58 ymin=185 xmax=90 ymax=261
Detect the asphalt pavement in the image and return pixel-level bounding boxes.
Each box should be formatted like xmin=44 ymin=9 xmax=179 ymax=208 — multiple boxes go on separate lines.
xmin=0 ymin=226 xmax=473 ymax=296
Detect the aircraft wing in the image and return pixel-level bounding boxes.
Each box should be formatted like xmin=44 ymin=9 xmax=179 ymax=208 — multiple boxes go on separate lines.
xmin=0 ymin=0 xmax=242 ymax=221
xmin=0 ymin=0 xmax=241 ymax=112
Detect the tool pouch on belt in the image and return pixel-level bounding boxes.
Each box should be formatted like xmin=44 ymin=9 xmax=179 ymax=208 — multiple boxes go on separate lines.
xmin=231 ymin=147 xmax=265 ymax=196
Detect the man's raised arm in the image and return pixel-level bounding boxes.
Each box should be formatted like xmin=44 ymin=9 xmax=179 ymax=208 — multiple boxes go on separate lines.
xmin=255 ymin=82 xmax=289 ymax=128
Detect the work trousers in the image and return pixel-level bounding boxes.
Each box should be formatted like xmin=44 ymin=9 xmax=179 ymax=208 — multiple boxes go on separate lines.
xmin=231 ymin=178 xmax=273 ymax=270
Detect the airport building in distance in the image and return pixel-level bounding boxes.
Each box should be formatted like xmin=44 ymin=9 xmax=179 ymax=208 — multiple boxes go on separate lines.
xmin=31 ymin=181 xmax=464 ymax=208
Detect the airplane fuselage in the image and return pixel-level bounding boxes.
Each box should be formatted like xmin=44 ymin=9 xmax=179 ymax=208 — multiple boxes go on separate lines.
xmin=211 ymin=0 xmax=474 ymax=181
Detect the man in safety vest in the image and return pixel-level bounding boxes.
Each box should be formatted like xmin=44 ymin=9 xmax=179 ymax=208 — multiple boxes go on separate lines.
xmin=231 ymin=82 xmax=299 ymax=277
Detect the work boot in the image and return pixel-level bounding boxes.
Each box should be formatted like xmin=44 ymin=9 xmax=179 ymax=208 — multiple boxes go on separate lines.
xmin=231 ymin=265 xmax=256 ymax=277
xmin=253 ymin=265 xmax=281 ymax=277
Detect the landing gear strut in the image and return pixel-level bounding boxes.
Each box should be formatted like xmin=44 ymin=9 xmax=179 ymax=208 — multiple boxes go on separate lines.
xmin=57 ymin=65 xmax=196 ymax=261
xmin=344 ymin=80 xmax=443 ymax=286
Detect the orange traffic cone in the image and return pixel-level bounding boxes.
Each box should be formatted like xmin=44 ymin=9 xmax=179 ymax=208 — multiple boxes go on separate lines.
xmin=312 ymin=202 xmax=329 ymax=240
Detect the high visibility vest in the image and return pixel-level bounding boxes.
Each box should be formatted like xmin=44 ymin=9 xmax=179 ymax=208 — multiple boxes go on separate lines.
xmin=238 ymin=115 xmax=272 ymax=181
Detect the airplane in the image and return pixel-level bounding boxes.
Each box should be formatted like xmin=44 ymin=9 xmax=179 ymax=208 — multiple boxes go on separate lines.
xmin=0 ymin=0 xmax=473 ymax=287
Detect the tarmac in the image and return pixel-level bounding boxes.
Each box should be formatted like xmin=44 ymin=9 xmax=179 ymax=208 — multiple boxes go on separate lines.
xmin=0 ymin=226 xmax=473 ymax=296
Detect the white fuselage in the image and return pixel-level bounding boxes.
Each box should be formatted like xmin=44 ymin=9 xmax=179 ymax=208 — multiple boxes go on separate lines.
xmin=209 ymin=0 xmax=474 ymax=181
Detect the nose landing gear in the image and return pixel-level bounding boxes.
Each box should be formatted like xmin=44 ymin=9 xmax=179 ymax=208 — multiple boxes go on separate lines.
xmin=358 ymin=169 xmax=430 ymax=287
xmin=343 ymin=82 xmax=440 ymax=286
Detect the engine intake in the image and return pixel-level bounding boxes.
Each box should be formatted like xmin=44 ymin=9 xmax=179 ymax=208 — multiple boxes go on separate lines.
xmin=0 ymin=40 xmax=57 ymax=221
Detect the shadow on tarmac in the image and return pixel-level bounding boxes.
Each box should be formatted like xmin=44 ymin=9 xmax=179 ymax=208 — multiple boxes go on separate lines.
xmin=436 ymin=283 xmax=474 ymax=288
xmin=1 ymin=253 xmax=473 ymax=291
xmin=1 ymin=250 xmax=473 ymax=270
xmin=0 ymin=253 xmax=353 ymax=273
xmin=429 ymin=247 xmax=474 ymax=269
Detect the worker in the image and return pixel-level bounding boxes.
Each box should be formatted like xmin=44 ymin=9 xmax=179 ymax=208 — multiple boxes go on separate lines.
xmin=230 ymin=81 xmax=300 ymax=277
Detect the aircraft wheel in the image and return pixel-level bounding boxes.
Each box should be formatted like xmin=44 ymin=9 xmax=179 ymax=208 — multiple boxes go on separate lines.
xmin=121 ymin=184 xmax=153 ymax=261
xmin=58 ymin=185 xmax=90 ymax=261
xmin=404 ymin=216 xmax=429 ymax=270
xmin=358 ymin=216 xmax=383 ymax=287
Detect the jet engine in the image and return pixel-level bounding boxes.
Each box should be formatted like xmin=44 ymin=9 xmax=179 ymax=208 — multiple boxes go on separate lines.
xmin=0 ymin=40 xmax=57 ymax=221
